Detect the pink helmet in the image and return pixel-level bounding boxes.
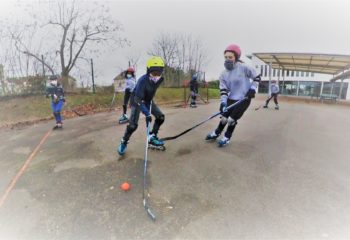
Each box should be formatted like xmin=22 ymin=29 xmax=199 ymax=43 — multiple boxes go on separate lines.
xmin=224 ymin=44 xmax=241 ymax=60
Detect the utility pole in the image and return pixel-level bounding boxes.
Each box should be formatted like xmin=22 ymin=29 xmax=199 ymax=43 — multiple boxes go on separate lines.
xmin=41 ymin=55 xmax=46 ymax=91
xmin=41 ymin=55 xmax=45 ymax=77
xmin=91 ymin=58 xmax=95 ymax=94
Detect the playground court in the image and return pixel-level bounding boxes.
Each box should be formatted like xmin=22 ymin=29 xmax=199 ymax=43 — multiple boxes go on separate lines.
xmin=1 ymin=98 xmax=350 ymax=240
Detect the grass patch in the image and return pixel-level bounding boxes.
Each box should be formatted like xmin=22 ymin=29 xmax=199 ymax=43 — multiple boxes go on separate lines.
xmin=0 ymin=88 xmax=219 ymax=126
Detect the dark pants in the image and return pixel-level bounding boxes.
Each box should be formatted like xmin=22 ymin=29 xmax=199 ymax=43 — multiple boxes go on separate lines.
xmin=191 ymin=91 xmax=197 ymax=104
xmin=215 ymin=98 xmax=251 ymax=139
xmin=123 ymin=89 xmax=132 ymax=114
xmin=123 ymin=102 xmax=164 ymax=142
xmin=265 ymin=93 xmax=278 ymax=106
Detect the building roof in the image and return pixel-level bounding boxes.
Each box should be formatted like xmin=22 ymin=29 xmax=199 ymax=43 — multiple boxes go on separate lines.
xmin=330 ymin=70 xmax=350 ymax=82
xmin=252 ymin=53 xmax=350 ymax=76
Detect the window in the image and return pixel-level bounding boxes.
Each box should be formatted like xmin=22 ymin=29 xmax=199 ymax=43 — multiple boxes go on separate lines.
xmin=291 ymin=71 xmax=294 ymax=77
xmin=301 ymin=71 xmax=304 ymax=77
xmin=261 ymin=65 xmax=264 ymax=76
xmin=298 ymin=81 xmax=321 ymax=97
xmin=282 ymin=81 xmax=298 ymax=95
xmin=287 ymin=70 xmax=290 ymax=77
xmin=258 ymin=81 xmax=269 ymax=94
xmin=273 ymin=69 xmax=276 ymax=77
xmin=265 ymin=65 xmax=268 ymax=77
xmin=306 ymin=72 xmax=309 ymax=77
xmin=311 ymin=72 xmax=314 ymax=77
xmin=296 ymin=71 xmax=299 ymax=77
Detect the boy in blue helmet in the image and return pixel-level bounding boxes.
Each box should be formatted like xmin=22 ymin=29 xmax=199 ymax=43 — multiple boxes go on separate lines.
xmin=46 ymin=75 xmax=65 ymax=130
xmin=205 ymin=44 xmax=261 ymax=147
xmin=118 ymin=56 xmax=166 ymax=155
xmin=189 ymin=74 xmax=199 ymax=108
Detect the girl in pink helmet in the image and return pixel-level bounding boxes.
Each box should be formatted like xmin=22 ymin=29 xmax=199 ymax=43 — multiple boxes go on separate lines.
xmin=205 ymin=44 xmax=261 ymax=147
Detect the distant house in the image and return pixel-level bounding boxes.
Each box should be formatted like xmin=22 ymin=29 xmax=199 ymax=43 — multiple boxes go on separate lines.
xmin=113 ymin=71 xmax=127 ymax=92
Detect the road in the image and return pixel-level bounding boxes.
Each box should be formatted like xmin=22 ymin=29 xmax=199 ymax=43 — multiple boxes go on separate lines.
xmin=1 ymin=99 xmax=350 ymax=240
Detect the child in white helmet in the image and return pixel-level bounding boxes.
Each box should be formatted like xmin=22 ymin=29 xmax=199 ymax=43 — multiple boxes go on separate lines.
xmin=46 ymin=75 xmax=65 ymax=129
xmin=263 ymin=80 xmax=280 ymax=110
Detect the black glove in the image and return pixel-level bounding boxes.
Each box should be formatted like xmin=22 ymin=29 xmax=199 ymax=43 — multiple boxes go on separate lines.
xmin=145 ymin=115 xmax=152 ymax=125
xmin=219 ymin=102 xmax=227 ymax=114
xmin=246 ymin=89 xmax=256 ymax=99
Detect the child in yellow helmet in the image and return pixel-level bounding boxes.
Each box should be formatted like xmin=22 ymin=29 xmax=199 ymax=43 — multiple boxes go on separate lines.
xmin=118 ymin=56 xmax=166 ymax=155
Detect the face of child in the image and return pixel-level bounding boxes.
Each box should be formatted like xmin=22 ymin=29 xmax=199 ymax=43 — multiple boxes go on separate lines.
xmin=224 ymin=52 xmax=236 ymax=62
xmin=224 ymin=52 xmax=236 ymax=70
xmin=50 ymin=80 xmax=58 ymax=86
xmin=149 ymin=71 xmax=162 ymax=83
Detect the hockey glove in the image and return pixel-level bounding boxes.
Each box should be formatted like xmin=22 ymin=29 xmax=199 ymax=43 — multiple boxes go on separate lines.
xmin=145 ymin=115 xmax=152 ymax=125
xmin=246 ymin=89 xmax=256 ymax=99
xmin=220 ymin=102 xmax=227 ymax=114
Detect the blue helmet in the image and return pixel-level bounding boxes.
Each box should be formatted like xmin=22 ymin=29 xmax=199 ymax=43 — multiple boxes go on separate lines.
xmin=192 ymin=74 xmax=198 ymax=81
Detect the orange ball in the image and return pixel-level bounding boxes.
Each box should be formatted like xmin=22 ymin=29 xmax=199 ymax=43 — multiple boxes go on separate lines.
xmin=121 ymin=182 xmax=130 ymax=191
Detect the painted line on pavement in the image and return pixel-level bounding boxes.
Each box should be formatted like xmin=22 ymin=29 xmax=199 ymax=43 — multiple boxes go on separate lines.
xmin=0 ymin=129 xmax=52 ymax=208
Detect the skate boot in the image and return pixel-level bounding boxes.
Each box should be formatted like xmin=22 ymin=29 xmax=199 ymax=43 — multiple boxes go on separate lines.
xmin=275 ymin=105 xmax=279 ymax=110
xmin=205 ymin=131 xmax=219 ymax=141
xmin=190 ymin=103 xmax=197 ymax=108
xmin=118 ymin=114 xmax=129 ymax=124
xmin=218 ymin=136 xmax=230 ymax=147
xmin=53 ymin=122 xmax=63 ymax=130
xmin=117 ymin=138 xmax=128 ymax=155
xmin=263 ymin=105 xmax=268 ymax=109
xmin=148 ymin=135 xmax=166 ymax=151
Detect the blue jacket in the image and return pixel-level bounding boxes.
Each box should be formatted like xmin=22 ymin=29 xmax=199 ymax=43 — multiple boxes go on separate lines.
xmin=133 ymin=74 xmax=164 ymax=116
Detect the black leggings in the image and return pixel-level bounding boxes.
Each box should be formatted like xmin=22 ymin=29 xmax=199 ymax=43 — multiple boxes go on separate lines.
xmin=215 ymin=98 xmax=251 ymax=139
xmin=266 ymin=93 xmax=278 ymax=106
xmin=123 ymin=89 xmax=132 ymax=114
xmin=123 ymin=102 xmax=164 ymax=142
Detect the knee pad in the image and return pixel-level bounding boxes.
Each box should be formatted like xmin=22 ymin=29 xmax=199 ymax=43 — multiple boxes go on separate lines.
xmin=155 ymin=114 xmax=165 ymax=125
xmin=227 ymin=117 xmax=237 ymax=126
xmin=127 ymin=123 xmax=138 ymax=132
xmin=220 ymin=116 xmax=228 ymax=125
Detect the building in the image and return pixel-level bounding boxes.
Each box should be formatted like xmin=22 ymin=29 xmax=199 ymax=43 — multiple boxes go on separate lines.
xmin=249 ymin=53 xmax=350 ymax=100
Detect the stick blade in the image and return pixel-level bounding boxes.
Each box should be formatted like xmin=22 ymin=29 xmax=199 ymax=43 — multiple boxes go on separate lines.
xmin=143 ymin=199 xmax=156 ymax=221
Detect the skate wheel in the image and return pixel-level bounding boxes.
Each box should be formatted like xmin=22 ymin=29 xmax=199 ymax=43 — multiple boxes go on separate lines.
xmin=118 ymin=120 xmax=129 ymax=124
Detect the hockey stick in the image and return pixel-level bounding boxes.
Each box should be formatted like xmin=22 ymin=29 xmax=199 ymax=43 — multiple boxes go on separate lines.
xmin=160 ymin=97 xmax=248 ymax=141
xmin=143 ymin=102 xmax=156 ymax=221
xmin=254 ymin=104 xmax=264 ymax=111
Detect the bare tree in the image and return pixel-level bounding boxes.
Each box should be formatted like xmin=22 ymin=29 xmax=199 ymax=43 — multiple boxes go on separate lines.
xmin=125 ymin=52 xmax=141 ymax=73
xmin=5 ymin=0 xmax=128 ymax=89
xmin=148 ymin=31 xmax=180 ymax=68
xmin=148 ymin=31 xmax=208 ymax=86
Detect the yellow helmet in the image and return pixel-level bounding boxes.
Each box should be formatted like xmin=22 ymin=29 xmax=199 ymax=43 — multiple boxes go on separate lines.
xmin=146 ymin=56 xmax=165 ymax=73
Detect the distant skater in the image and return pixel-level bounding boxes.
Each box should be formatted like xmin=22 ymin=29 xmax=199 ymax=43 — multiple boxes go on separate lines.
xmin=46 ymin=75 xmax=65 ymax=130
xmin=263 ymin=80 xmax=280 ymax=110
xmin=189 ymin=74 xmax=199 ymax=108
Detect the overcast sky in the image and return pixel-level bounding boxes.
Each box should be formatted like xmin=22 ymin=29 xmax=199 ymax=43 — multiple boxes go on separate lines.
xmin=1 ymin=0 xmax=350 ymax=85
